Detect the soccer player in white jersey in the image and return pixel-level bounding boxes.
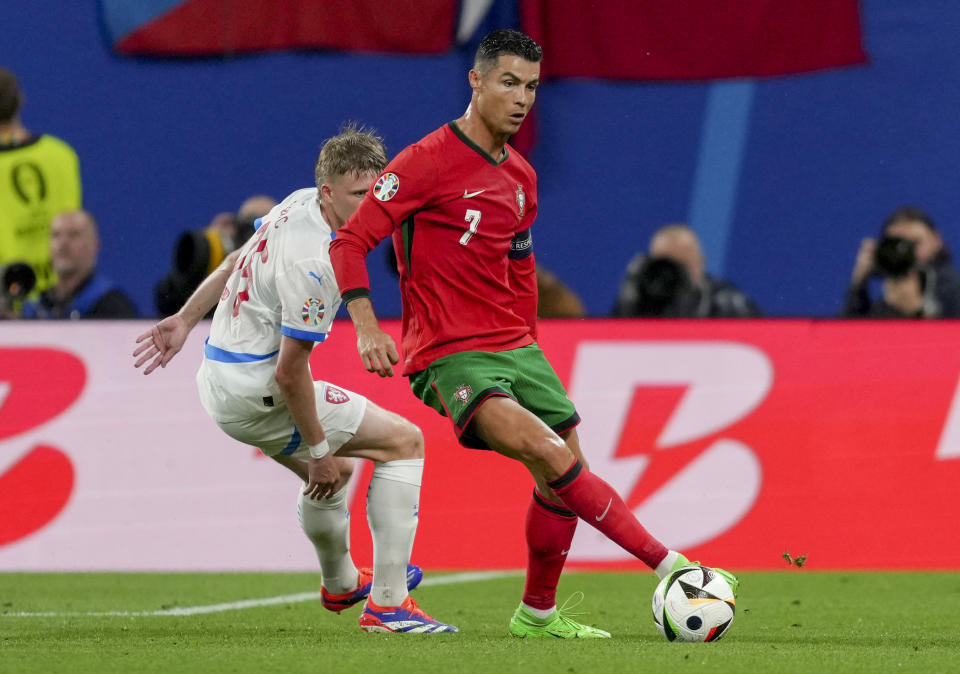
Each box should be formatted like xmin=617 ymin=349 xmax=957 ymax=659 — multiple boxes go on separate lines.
xmin=133 ymin=125 xmax=456 ymax=634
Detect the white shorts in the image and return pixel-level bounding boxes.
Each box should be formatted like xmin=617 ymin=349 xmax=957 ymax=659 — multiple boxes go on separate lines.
xmin=209 ymin=380 xmax=367 ymax=459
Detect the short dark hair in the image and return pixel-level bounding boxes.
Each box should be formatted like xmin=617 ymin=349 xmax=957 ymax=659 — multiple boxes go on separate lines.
xmin=882 ymin=206 xmax=936 ymax=234
xmin=0 ymin=67 xmax=23 ymax=123
xmin=314 ymin=122 xmax=387 ymax=188
xmin=474 ymin=29 xmax=542 ymax=74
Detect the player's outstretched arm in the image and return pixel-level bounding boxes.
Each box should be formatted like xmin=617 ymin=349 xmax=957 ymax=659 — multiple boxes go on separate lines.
xmin=133 ymin=249 xmax=241 ymax=375
xmin=344 ymin=297 xmax=400 ymax=377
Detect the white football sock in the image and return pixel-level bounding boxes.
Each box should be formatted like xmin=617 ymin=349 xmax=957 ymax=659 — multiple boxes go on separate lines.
xmin=366 ymin=458 xmax=423 ymax=607
xmin=655 ymin=550 xmax=683 ymax=579
xmin=522 ymin=602 xmax=556 ymax=619
xmin=298 ymin=484 xmax=357 ymax=594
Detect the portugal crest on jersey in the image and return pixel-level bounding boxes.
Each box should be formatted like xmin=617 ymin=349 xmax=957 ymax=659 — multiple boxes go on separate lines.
xmin=515 ymin=183 xmax=526 ymax=218
xmin=454 ymin=384 xmax=473 ymax=403
xmin=374 ymin=172 xmax=400 ymax=201
xmin=301 ymin=297 xmax=325 ymax=325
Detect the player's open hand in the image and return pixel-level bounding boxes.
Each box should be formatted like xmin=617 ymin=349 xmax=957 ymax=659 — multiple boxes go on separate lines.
xmin=304 ymin=454 xmax=340 ymax=500
xmin=356 ymin=326 xmax=400 ymax=378
xmin=133 ymin=315 xmax=189 ymax=375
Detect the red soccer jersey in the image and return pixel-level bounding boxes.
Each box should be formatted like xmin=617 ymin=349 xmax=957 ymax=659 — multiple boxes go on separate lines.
xmin=330 ymin=122 xmax=539 ymax=374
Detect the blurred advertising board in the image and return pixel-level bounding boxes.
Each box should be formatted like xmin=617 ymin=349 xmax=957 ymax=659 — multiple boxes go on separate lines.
xmin=2 ymin=320 xmax=958 ymax=571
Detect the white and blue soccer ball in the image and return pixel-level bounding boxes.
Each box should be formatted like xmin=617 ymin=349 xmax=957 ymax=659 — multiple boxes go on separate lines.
xmin=652 ymin=565 xmax=736 ymax=642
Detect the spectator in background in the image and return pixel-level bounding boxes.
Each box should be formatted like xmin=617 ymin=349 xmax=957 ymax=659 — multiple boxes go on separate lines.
xmin=154 ymin=194 xmax=277 ymax=317
xmin=237 ymin=194 xmax=277 ymax=223
xmin=21 ymin=210 xmax=137 ymax=319
xmin=0 ymin=67 xmax=82 ymax=297
xmin=842 ymin=206 xmax=960 ymax=319
xmin=613 ymin=223 xmax=761 ymax=317
xmin=536 ymin=265 xmax=586 ymax=318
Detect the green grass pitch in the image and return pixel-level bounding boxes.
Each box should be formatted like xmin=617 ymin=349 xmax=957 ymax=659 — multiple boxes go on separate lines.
xmin=1 ymin=570 xmax=957 ymax=673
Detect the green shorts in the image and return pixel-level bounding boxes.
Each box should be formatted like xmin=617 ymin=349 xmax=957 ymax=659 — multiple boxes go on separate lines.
xmin=408 ymin=344 xmax=580 ymax=450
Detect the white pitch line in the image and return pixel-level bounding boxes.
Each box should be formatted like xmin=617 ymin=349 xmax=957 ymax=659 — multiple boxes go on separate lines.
xmin=2 ymin=570 xmax=519 ymax=618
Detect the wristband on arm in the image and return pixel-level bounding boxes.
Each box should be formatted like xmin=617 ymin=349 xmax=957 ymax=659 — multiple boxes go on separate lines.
xmin=307 ymin=439 xmax=330 ymax=460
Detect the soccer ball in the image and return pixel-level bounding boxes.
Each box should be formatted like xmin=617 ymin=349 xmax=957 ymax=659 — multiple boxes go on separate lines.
xmin=652 ymin=565 xmax=736 ymax=642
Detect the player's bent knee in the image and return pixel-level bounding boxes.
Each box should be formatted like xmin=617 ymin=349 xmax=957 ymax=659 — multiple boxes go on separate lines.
xmin=384 ymin=418 xmax=425 ymax=460
xmin=514 ymin=433 xmax=573 ymax=478
xmin=336 ymin=456 xmax=355 ymax=482
xmin=399 ymin=422 xmax=425 ymax=459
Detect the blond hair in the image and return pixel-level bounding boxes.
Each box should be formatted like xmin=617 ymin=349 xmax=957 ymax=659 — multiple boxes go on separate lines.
xmin=315 ymin=123 xmax=387 ymax=188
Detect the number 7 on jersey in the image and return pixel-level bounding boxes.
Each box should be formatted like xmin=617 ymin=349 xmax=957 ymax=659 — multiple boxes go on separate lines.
xmin=460 ymin=208 xmax=481 ymax=245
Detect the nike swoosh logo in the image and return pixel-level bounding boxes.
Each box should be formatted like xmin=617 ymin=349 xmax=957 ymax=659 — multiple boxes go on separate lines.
xmin=595 ymin=498 xmax=612 ymax=522
xmin=561 ymin=549 xmax=570 ymax=555
xmin=463 ymin=189 xmax=486 ymax=198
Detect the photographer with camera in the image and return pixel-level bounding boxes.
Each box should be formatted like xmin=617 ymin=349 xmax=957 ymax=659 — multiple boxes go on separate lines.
xmin=613 ymin=223 xmax=762 ymax=318
xmin=154 ymin=195 xmax=276 ymax=317
xmin=841 ymin=206 xmax=960 ymax=318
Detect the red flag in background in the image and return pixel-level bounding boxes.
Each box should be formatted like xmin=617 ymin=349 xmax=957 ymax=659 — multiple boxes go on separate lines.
xmin=113 ymin=0 xmax=456 ymax=55
xmin=520 ymin=0 xmax=867 ymax=81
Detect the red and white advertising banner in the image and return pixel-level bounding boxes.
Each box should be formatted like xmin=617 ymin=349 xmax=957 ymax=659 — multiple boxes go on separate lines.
xmin=2 ymin=320 xmax=959 ymax=571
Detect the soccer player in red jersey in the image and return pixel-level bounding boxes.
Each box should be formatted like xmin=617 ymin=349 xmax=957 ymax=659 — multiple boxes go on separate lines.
xmin=330 ymin=29 xmax=738 ymax=638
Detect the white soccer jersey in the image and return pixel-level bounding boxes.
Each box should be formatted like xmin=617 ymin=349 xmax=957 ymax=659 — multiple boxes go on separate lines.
xmin=197 ymin=188 xmax=342 ymax=422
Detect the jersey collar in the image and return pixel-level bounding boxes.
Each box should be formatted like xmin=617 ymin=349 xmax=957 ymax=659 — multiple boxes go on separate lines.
xmin=448 ymin=121 xmax=509 ymax=167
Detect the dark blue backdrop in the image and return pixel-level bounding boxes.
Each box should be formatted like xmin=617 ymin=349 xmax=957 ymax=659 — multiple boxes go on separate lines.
xmin=7 ymin=1 xmax=959 ymax=318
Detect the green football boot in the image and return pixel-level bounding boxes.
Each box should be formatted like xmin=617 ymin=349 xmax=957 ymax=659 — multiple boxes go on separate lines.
xmin=509 ymin=595 xmax=611 ymax=639
xmin=672 ymin=553 xmax=740 ymax=597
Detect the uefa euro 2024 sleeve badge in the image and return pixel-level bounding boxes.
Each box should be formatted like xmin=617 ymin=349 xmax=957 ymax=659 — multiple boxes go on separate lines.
xmin=301 ymin=298 xmax=325 ymax=326
xmin=374 ymin=172 xmax=400 ymax=201
xmin=515 ymin=183 xmax=526 ymax=218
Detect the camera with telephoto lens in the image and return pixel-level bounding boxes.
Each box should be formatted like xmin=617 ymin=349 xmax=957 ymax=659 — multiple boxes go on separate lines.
xmin=632 ymin=256 xmax=696 ymax=317
xmin=154 ymin=213 xmax=259 ymax=317
xmin=0 ymin=262 xmax=37 ymax=315
xmin=873 ymin=235 xmax=917 ymax=279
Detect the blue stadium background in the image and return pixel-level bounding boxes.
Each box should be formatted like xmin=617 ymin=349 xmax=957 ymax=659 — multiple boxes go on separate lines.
xmin=7 ymin=0 xmax=959 ymax=318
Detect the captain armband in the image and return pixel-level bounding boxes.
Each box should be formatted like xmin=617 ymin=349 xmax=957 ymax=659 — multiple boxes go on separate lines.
xmin=509 ymin=229 xmax=533 ymax=260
